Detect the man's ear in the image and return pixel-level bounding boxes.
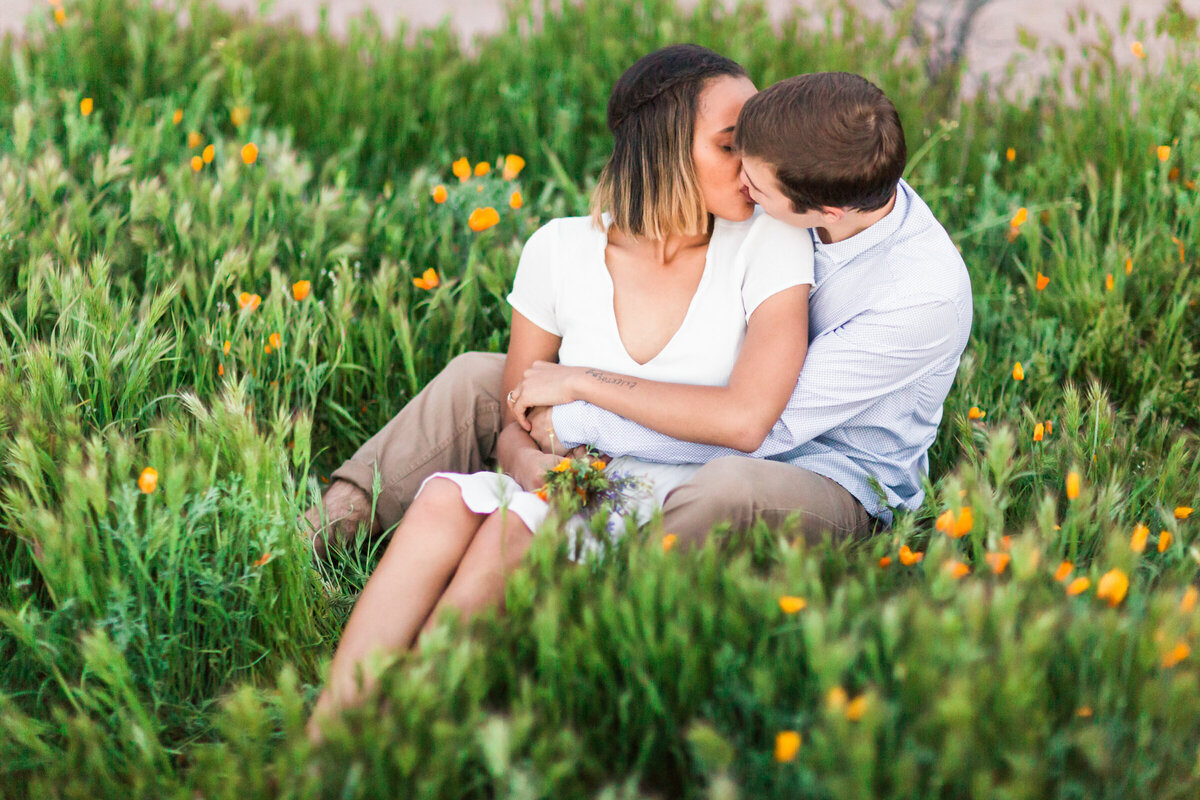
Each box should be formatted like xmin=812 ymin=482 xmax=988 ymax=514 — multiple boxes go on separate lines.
xmin=819 ymin=206 xmax=846 ymax=224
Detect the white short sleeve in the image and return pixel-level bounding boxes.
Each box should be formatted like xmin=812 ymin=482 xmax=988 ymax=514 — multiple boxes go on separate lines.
xmin=506 ymin=220 xmax=561 ymax=336
xmin=739 ymin=213 xmax=815 ymax=319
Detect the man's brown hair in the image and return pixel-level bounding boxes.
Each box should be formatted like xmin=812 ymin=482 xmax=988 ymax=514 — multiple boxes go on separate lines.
xmin=735 ymin=72 xmax=906 ymax=213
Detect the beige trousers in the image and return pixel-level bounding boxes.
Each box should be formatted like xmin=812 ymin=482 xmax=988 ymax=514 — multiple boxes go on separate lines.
xmin=330 ymin=352 xmax=874 ymax=547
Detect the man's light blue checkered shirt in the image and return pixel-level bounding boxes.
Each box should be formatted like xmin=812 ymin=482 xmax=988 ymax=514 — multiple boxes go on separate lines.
xmin=549 ymin=179 xmax=973 ymax=526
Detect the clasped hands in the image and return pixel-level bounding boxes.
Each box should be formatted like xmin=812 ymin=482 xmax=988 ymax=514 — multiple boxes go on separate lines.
xmin=500 ymin=361 xmax=596 ymax=490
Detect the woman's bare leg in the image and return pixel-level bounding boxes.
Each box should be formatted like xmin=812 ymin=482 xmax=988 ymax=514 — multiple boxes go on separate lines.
xmin=307 ymin=478 xmax=484 ymax=739
xmin=417 ymin=509 xmax=535 ymax=639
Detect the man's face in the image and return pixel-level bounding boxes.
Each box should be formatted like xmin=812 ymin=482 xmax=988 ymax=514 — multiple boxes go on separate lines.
xmin=739 ymin=155 xmax=836 ymax=230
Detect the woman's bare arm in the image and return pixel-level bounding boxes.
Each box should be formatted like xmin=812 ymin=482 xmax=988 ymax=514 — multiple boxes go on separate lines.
xmin=511 ymin=285 xmax=810 ymax=452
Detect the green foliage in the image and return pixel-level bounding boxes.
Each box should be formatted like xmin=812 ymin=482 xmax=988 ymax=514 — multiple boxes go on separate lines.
xmin=0 ymin=0 xmax=1198 ymax=797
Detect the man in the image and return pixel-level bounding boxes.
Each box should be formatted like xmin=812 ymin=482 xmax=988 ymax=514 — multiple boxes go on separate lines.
xmin=304 ymin=71 xmax=972 ymax=555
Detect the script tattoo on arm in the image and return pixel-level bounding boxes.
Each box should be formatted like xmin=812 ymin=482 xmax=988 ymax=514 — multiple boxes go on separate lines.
xmin=584 ymin=368 xmax=638 ymax=389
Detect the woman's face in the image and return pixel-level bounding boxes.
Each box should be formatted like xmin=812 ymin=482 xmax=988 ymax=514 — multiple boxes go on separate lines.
xmin=693 ymin=74 xmax=758 ymax=222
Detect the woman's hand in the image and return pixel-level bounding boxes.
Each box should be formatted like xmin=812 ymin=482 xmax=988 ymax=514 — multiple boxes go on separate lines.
xmin=496 ymin=422 xmax=562 ymax=491
xmin=509 ymin=361 xmax=587 ymax=429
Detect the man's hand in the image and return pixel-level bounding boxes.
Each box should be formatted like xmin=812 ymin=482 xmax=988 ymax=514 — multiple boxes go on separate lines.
xmin=526 ymin=405 xmax=559 ymax=452
xmin=497 ymin=422 xmax=561 ymax=491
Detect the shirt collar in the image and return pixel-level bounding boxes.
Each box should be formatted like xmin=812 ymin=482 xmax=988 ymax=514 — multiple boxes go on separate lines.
xmin=810 ymin=179 xmax=912 ymax=266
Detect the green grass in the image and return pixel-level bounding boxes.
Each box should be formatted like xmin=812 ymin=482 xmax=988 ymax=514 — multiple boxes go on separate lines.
xmin=1 ymin=0 xmax=1199 ymax=797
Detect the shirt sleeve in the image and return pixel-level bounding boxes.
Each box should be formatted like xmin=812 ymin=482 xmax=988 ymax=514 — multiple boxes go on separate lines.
xmin=739 ymin=214 xmax=815 ymax=319
xmin=506 ymin=220 xmax=560 ymax=335
xmin=551 ymin=296 xmax=965 ymax=462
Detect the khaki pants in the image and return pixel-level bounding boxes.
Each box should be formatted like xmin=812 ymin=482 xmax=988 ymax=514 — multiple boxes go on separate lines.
xmin=330 ymin=352 xmax=873 ymax=546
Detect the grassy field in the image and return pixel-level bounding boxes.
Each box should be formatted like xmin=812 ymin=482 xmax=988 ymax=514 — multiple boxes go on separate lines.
xmin=1 ymin=0 xmax=1199 ymax=797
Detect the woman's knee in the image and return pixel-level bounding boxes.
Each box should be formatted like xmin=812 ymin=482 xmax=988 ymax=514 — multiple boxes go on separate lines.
xmin=412 ymin=477 xmax=470 ymax=514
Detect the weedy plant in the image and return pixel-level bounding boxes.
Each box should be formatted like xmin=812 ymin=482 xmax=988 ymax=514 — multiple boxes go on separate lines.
xmin=0 ymin=0 xmax=1198 ymax=797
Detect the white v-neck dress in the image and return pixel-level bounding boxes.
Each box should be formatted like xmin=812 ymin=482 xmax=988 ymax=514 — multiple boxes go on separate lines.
xmin=417 ymin=210 xmax=814 ymax=561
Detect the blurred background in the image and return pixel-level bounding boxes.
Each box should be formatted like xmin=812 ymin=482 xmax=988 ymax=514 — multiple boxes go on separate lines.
xmin=4 ymin=0 xmax=1198 ymax=95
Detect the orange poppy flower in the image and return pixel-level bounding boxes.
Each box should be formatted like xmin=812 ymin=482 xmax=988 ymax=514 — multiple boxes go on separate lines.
xmin=1130 ymin=523 xmax=1149 ymax=553
xmin=238 ymin=292 xmax=261 ymax=312
xmin=1010 ymin=207 xmax=1028 ymax=228
xmin=468 ymin=206 xmax=501 ymax=232
xmin=1066 ymin=576 xmax=1091 ymax=595
xmin=241 ymin=143 xmax=258 ymax=165
xmin=202 ymin=144 xmax=215 ymax=164
xmin=509 ymin=190 xmax=524 ymax=209
xmin=779 ymin=596 xmax=807 ymax=614
xmin=591 ymin=460 xmax=606 ymax=470
xmin=1172 ymin=236 xmax=1185 ymax=263
xmin=1182 ymin=586 xmax=1198 ymax=612
xmin=223 ymin=339 xmax=231 ymax=354
xmin=268 ymin=332 xmax=281 ymax=350
xmin=187 ymin=131 xmax=203 ymax=149
xmin=985 ymin=552 xmax=1011 ymax=574
xmin=54 ymin=6 xmax=66 ymax=24
xmin=80 ymin=97 xmax=93 ymax=116
xmin=774 ymin=731 xmax=801 ymax=762
xmin=1076 ymin=706 xmax=1093 ymax=717
xmin=878 ymin=556 xmax=892 ymax=568
xmin=826 ymin=686 xmax=848 ymax=709
xmin=190 ymin=155 xmax=203 ymax=172
xmin=1132 ymin=41 xmax=1145 ymax=58
xmin=1157 ymin=145 xmax=1171 ymax=162
xmin=138 ymin=467 xmax=158 ymax=494
xmin=1033 ymin=423 xmax=1044 ymax=442
xmin=845 ymin=695 xmax=868 ymax=721
xmin=292 ymin=280 xmax=310 ymax=301
xmin=1066 ymin=471 xmax=1080 ymax=500
xmin=432 ymin=184 xmax=448 ymax=204
xmin=553 ymin=458 xmax=572 ymax=473
xmin=662 ymin=533 xmax=678 ymax=553
xmin=1096 ymin=568 xmax=1129 ymax=607
xmin=1176 ymin=507 xmax=1194 ymax=520
xmin=944 ymin=560 xmax=970 ymax=580
xmin=452 ymin=157 xmax=471 ymax=182
xmin=412 ymin=268 xmax=439 ymax=290
xmin=1125 ymin=257 xmax=1133 ymax=274
xmin=1000 ymin=534 xmax=1012 ymax=550
xmin=503 ymin=154 xmax=525 ymax=180
xmin=474 ymin=161 xmax=490 ymax=176
xmin=1105 ymin=273 xmax=1114 ymax=291
xmin=1045 ymin=420 xmax=1053 ymax=435
xmin=1158 ymin=530 xmax=1172 ymax=552
xmin=535 ymin=487 xmax=548 ymax=501
xmin=1036 ymin=272 xmax=1050 ymax=290
xmin=1162 ymin=641 xmax=1190 ymax=668
xmin=1012 ymin=361 xmax=1024 ymax=381
xmin=1005 ymin=148 xmax=1016 ymax=162
xmin=231 ymin=105 xmax=250 ymax=127
xmin=253 ymin=552 xmax=272 ymax=567
xmin=968 ymin=406 xmax=985 ymax=420
xmin=1055 ymin=560 xmax=1073 ymax=581
xmin=217 ymin=363 xmax=224 ymax=376
xmin=899 ymin=545 xmax=923 ymax=565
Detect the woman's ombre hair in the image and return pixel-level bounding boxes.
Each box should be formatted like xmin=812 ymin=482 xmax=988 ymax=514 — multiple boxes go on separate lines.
xmin=591 ymin=44 xmax=746 ymax=239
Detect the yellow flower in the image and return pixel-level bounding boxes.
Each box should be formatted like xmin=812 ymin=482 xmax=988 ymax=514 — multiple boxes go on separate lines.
xmin=452 ymin=157 xmax=471 ymax=182
xmin=412 ymin=268 xmax=439 ymax=290
xmin=268 ymin=332 xmax=281 ymax=350
xmin=1033 ymin=422 xmax=1044 ymax=442
xmin=944 ymin=559 xmax=970 ymax=580
xmin=1005 ymin=147 xmax=1016 ymax=162
xmin=1055 ymin=561 xmax=1073 ymax=582
xmin=509 ymin=190 xmax=524 ymax=209
xmin=1132 ymin=40 xmax=1145 ymax=59
xmin=241 ymin=143 xmax=258 ymax=165
xmin=1162 ymin=641 xmax=1190 ymax=668
xmin=1182 ymin=585 xmax=1198 ymax=612
xmin=190 ymin=155 xmax=203 ymax=172
xmin=80 ymin=97 xmax=93 ymax=116
xmin=202 ymin=144 xmax=215 ymax=164
xmin=662 ymin=533 xmax=678 ymax=553
xmin=231 ymin=105 xmax=250 ymax=127
xmin=591 ymin=459 xmax=607 ymax=470
xmin=187 ymin=130 xmax=203 ymax=149
xmin=172 ymin=108 xmax=183 ymax=125
xmin=432 ymin=184 xmax=448 ymax=204
xmin=779 ymin=596 xmax=807 ymax=614
xmin=553 ymin=458 xmax=572 ymax=473
xmin=985 ymin=552 xmax=1010 ymax=575
xmin=474 ymin=161 xmax=490 ymax=176
xmin=292 ymin=280 xmax=311 ymax=301
xmin=1066 ymin=471 xmax=1080 ymax=500
xmin=1012 ymin=361 xmax=1024 ymax=381
xmin=968 ymin=406 xmax=984 ymax=420
xmin=468 ymin=206 xmax=501 ymax=232
xmin=1130 ymin=523 xmax=1149 ymax=553
xmin=1096 ymin=568 xmax=1129 ymax=607
xmin=774 ymin=730 xmax=801 ymax=762
xmin=138 ymin=467 xmax=158 ymax=494
xmin=845 ymin=695 xmax=868 ymax=721
xmin=1157 ymin=145 xmax=1171 ymax=162
xmin=1066 ymin=576 xmax=1091 ymax=596
xmin=54 ymin=6 xmax=66 ymax=24
xmin=503 ymin=154 xmax=525 ymax=180
xmin=1011 ymin=207 xmax=1028 ymax=227
xmin=1158 ymin=530 xmax=1172 ymax=552
xmin=1176 ymin=507 xmax=1194 ymax=520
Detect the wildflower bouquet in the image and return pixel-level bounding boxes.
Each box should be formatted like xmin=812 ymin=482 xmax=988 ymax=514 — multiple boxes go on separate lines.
xmin=535 ymin=454 xmax=649 ymax=524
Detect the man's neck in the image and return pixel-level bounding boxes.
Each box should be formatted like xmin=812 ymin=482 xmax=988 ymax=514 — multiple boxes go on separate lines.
xmin=816 ymin=190 xmax=899 ymax=245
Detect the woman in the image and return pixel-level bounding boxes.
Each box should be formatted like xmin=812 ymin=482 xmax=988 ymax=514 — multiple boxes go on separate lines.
xmin=307 ymin=44 xmax=813 ymax=738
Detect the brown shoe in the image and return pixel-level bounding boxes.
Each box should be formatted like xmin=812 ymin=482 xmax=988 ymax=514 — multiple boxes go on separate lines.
xmin=300 ymin=479 xmax=384 ymax=561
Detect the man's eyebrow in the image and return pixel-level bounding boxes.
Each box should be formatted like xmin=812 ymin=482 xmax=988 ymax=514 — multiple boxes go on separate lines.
xmin=742 ymin=168 xmax=763 ymax=193
xmin=719 ymin=125 xmax=736 ymax=133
